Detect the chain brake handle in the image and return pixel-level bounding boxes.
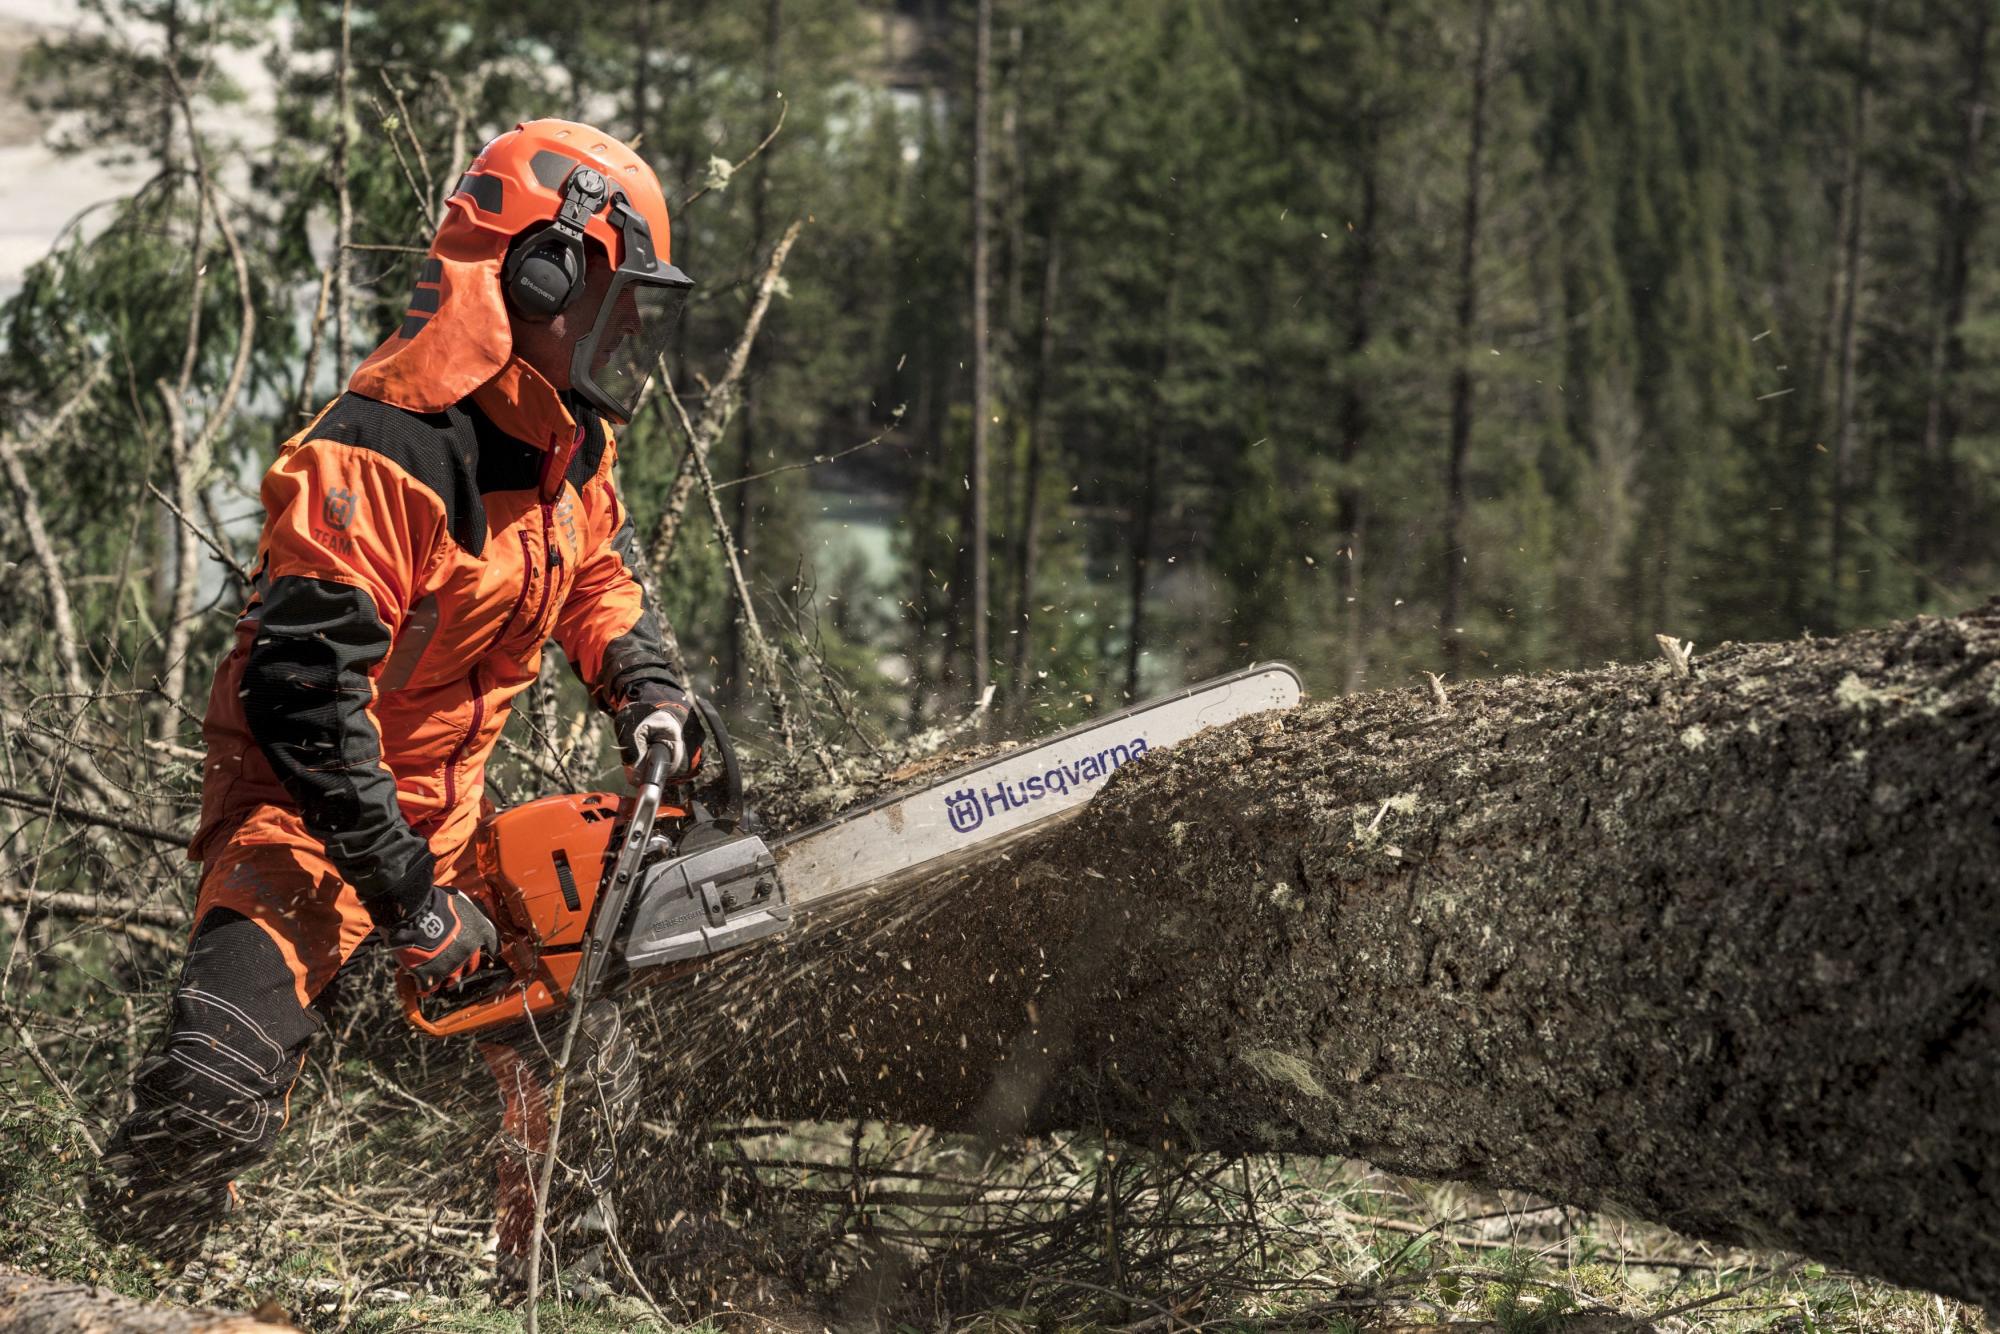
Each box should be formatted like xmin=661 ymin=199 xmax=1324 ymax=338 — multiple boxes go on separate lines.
xmin=676 ymin=695 xmax=745 ymax=830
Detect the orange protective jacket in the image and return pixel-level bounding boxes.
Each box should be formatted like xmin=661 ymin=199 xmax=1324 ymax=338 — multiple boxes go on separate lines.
xmin=192 ymin=359 xmax=681 ymax=926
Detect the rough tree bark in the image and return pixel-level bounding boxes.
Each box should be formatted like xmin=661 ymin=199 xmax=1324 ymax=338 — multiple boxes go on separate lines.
xmin=641 ymin=603 xmax=2000 ymax=1314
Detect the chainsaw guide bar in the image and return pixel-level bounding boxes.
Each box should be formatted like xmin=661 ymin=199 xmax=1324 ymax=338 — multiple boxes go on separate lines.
xmin=401 ymin=662 xmax=1302 ymax=1037
xmin=772 ymin=661 xmax=1304 ymax=911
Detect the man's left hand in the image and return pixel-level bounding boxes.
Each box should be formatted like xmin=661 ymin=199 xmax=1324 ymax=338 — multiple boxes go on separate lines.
xmin=615 ymin=688 xmax=702 ymax=780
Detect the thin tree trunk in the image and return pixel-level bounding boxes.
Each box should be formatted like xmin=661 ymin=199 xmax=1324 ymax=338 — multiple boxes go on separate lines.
xmin=1918 ymin=1 xmax=1991 ymax=568
xmin=1440 ymin=0 xmax=1493 ymax=677
xmin=1338 ymin=38 xmax=1385 ymax=694
xmin=1123 ymin=257 xmax=1182 ymax=704
xmin=332 ymin=0 xmax=354 ymax=386
xmin=1829 ymin=0 xmax=1880 ymax=616
xmin=1009 ymin=232 xmax=1059 ymax=714
xmin=645 ymin=602 xmax=2000 ymax=1319
xmin=158 ymin=0 xmax=181 ymax=181
xmin=154 ymin=71 xmax=255 ymax=740
xmin=1002 ymin=23 xmax=1026 ymax=353
xmin=728 ymin=0 xmax=784 ymax=705
xmin=632 ymin=0 xmax=655 ymax=143
xmin=910 ymin=439 xmax=949 ymax=730
xmin=1123 ymin=435 xmax=1160 ymax=702
xmin=969 ymin=0 xmax=994 ymax=703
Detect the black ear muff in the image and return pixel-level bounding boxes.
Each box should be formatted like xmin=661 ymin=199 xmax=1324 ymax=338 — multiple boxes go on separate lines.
xmin=502 ymin=164 xmax=609 ymax=321
xmin=503 ymin=229 xmax=582 ymax=320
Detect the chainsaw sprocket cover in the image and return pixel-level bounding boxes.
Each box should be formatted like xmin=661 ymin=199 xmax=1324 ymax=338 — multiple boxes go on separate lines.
xmin=620 ymin=833 xmax=790 ymax=970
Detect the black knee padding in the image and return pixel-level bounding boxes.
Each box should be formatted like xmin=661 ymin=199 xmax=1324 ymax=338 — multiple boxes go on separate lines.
xmin=112 ymin=908 xmax=324 ymax=1185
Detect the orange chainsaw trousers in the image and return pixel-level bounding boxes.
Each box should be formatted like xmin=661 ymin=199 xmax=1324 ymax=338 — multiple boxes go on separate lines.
xmin=98 ymin=831 xmax=633 ymax=1269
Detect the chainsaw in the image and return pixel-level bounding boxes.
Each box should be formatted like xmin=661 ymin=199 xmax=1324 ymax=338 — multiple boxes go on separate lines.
xmin=398 ymin=663 xmax=1303 ymax=1039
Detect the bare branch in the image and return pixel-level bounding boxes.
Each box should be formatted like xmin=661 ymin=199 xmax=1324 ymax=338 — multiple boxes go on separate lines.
xmin=432 ymin=71 xmax=469 ymax=217
xmin=147 ymin=480 xmax=248 ymax=592
xmin=293 ymin=264 xmax=335 ymax=421
xmin=1655 ymin=633 xmax=1696 ymax=679
xmin=714 ymin=411 xmax=904 ymax=491
xmin=647 ymin=220 xmax=806 ymax=570
xmin=676 ymin=94 xmax=788 ymax=210
xmin=0 ymin=885 xmax=186 ymax=933
xmin=0 ymin=360 xmax=109 ymax=698
xmin=1 ymin=1005 xmax=104 ymax=1154
xmin=1423 ymin=670 xmax=1450 ymax=712
xmin=0 ymin=784 xmax=188 ymax=847
xmin=333 ymin=0 xmax=355 ymax=385
xmin=381 ymin=71 xmax=436 ymax=224
xmin=664 ymin=368 xmax=831 ymax=775
xmin=157 ymin=64 xmax=257 ymax=740
xmin=368 ymin=87 xmax=437 ymax=234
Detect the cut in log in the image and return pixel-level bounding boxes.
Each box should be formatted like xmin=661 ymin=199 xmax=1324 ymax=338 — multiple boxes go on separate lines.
xmin=0 ymin=1268 xmax=291 ymax=1332
xmin=636 ymin=604 xmax=2000 ymax=1314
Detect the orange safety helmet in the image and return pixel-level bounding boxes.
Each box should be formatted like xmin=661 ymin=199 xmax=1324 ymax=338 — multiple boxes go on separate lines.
xmin=351 ymin=119 xmax=692 ymax=424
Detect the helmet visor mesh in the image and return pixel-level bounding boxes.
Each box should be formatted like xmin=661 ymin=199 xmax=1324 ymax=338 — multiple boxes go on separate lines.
xmin=573 ymin=266 xmax=691 ymax=422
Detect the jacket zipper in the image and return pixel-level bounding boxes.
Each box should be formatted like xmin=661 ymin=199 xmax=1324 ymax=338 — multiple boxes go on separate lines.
xmin=527 ymin=502 xmax=562 ymax=637
xmin=441 ymin=665 xmax=485 ymax=811
xmin=495 ymin=531 xmax=538 ymax=641
xmin=438 ymin=425 xmax=580 ymax=817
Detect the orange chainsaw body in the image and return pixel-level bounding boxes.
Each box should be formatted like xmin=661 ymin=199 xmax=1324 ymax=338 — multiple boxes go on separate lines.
xmin=397 ymin=791 xmax=689 ymax=1038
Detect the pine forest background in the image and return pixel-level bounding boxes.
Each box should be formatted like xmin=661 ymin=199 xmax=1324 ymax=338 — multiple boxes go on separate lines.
xmin=5 ymin=0 xmax=1996 ymax=751
xmin=4 ymin=1 xmax=2000 ymax=1327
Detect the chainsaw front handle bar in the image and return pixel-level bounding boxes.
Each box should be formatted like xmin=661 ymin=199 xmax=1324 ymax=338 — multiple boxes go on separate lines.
xmin=638 ymin=739 xmax=675 ymax=793
xmin=688 ymin=695 xmax=745 ymax=829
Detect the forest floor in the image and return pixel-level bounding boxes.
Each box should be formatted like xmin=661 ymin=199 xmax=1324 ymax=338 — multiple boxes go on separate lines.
xmin=0 ymin=1084 xmax=1985 ymax=1333
xmin=6 ymin=636 xmax=1997 ymax=1332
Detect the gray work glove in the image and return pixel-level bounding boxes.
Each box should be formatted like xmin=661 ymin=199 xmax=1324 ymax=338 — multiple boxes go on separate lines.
xmin=613 ymin=687 xmax=700 ymax=782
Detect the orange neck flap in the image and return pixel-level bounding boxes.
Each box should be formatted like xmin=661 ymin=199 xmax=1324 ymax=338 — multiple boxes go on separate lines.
xmin=348 ymin=211 xmax=513 ymax=414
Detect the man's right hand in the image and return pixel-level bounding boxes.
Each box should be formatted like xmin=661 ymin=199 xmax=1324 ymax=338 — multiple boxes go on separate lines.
xmin=388 ymin=886 xmax=499 ymax=992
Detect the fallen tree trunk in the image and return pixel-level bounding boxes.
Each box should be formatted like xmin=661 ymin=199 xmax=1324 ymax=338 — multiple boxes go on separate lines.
xmin=639 ymin=605 xmax=2000 ymax=1312
xmin=0 ymin=1269 xmax=290 ymax=1332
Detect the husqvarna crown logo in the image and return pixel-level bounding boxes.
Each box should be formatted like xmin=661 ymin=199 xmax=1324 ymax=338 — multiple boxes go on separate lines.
xmin=942 ymin=736 xmax=1150 ymax=836
xmin=946 ymin=789 xmax=983 ymax=833
xmin=322 ymin=487 xmax=357 ymax=530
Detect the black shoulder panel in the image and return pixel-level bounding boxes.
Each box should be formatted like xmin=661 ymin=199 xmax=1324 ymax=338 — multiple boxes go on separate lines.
xmin=308 ymin=392 xmax=487 ymax=555
xmin=467 ymin=407 xmax=545 ymax=495
xmin=566 ymin=409 xmax=610 ymax=492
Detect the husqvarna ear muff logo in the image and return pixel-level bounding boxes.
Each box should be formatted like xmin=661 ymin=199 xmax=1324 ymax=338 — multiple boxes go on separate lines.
xmin=945 ymin=788 xmax=983 ymax=834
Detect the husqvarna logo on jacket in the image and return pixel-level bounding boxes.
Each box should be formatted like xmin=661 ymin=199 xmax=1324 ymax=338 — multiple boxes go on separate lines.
xmin=322 ymin=487 xmax=358 ymax=530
